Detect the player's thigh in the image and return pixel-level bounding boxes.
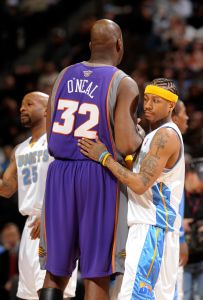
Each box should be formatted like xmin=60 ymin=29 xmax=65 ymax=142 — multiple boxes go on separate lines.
xmin=154 ymin=231 xmax=179 ymax=300
xmin=18 ymin=219 xmax=42 ymax=299
xmin=119 ymin=224 xmax=166 ymax=300
xmin=44 ymin=160 xmax=79 ymax=275
xmin=79 ymin=162 xmax=118 ymax=278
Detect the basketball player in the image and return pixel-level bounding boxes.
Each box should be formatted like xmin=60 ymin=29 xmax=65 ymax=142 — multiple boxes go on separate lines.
xmin=78 ymin=78 xmax=185 ymax=299
xmin=39 ymin=19 xmax=143 ymax=300
xmin=0 ymin=92 xmax=77 ymax=299
xmin=172 ymin=100 xmax=189 ymax=300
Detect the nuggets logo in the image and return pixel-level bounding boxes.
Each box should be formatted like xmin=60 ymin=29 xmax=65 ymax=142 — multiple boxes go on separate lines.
xmin=118 ymin=249 xmax=126 ymax=258
xmin=83 ymin=70 xmax=93 ymax=77
xmin=39 ymin=246 xmax=46 ymax=258
xmin=139 ymin=281 xmax=153 ymax=297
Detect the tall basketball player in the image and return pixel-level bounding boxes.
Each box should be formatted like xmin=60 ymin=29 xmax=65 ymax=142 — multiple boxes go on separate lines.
xmin=0 ymin=92 xmax=77 ymax=299
xmin=39 ymin=19 xmax=143 ymax=300
xmin=79 ymin=78 xmax=185 ymax=299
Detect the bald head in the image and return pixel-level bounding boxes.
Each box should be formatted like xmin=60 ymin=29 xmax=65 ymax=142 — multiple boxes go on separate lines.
xmin=91 ymin=19 xmax=122 ymax=45
xmin=20 ymin=91 xmax=49 ymax=128
xmin=89 ymin=19 xmax=124 ymax=66
xmin=25 ymin=91 xmax=49 ymax=107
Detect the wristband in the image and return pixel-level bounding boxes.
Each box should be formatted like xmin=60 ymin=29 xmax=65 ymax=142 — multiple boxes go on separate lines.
xmin=98 ymin=150 xmax=109 ymax=163
xmin=101 ymin=153 xmax=111 ymax=166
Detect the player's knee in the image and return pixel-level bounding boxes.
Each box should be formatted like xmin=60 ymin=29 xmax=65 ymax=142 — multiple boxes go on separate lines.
xmin=44 ymin=271 xmax=69 ymax=291
xmin=84 ymin=276 xmax=110 ymax=290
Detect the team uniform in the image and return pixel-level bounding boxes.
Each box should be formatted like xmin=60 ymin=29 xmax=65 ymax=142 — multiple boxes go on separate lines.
xmin=119 ymin=122 xmax=185 ymax=300
xmin=40 ymin=62 xmax=129 ymax=278
xmin=15 ymin=134 xmax=76 ymax=299
xmin=173 ymin=193 xmax=185 ymax=300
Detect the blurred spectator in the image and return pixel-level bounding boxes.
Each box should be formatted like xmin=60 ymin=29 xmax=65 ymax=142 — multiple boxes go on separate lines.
xmin=43 ymin=27 xmax=71 ymax=68
xmin=154 ymin=0 xmax=192 ymax=23
xmin=0 ymin=223 xmax=20 ymax=300
xmin=184 ymin=158 xmax=203 ymax=300
xmin=37 ymin=61 xmax=59 ymax=94
xmin=184 ymin=111 xmax=203 ymax=157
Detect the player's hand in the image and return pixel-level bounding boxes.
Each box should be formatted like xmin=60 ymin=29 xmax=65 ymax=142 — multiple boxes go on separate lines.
xmin=78 ymin=137 xmax=107 ymax=162
xmin=29 ymin=217 xmax=40 ymax=239
xmin=179 ymin=242 xmax=189 ymax=266
xmin=185 ymin=171 xmax=202 ymax=193
xmin=183 ymin=218 xmax=194 ymax=233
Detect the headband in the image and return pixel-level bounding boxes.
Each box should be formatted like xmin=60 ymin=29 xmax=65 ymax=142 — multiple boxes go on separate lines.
xmin=144 ymin=85 xmax=178 ymax=103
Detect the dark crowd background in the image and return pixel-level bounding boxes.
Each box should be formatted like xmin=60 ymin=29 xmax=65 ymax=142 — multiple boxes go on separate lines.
xmin=0 ymin=0 xmax=203 ymax=299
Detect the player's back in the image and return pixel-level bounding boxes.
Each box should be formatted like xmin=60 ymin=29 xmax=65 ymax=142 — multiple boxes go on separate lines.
xmin=48 ymin=62 xmax=126 ymax=160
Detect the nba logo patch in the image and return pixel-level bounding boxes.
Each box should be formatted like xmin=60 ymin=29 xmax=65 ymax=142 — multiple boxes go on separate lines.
xmin=83 ymin=70 xmax=93 ymax=77
xmin=138 ymin=280 xmax=153 ymax=298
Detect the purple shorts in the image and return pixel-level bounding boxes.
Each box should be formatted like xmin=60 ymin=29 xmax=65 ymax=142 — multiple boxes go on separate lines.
xmin=43 ymin=159 xmax=118 ymax=279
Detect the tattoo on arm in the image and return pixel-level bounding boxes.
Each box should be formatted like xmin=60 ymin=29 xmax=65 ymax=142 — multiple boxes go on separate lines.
xmin=152 ymin=131 xmax=169 ymax=157
xmin=140 ymin=155 xmax=159 ymax=186
xmin=117 ymin=164 xmax=129 ymax=179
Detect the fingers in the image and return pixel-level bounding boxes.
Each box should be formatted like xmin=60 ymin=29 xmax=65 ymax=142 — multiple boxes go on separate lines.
xmin=29 ymin=218 xmax=40 ymax=239
xmin=80 ymin=138 xmax=94 ymax=146
xmin=30 ymin=225 xmax=40 ymax=240
xmin=80 ymin=148 xmax=89 ymax=156
xmin=78 ymin=139 xmax=91 ymax=153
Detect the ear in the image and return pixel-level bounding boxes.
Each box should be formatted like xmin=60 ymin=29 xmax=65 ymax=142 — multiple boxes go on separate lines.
xmin=169 ymin=102 xmax=176 ymax=111
xmin=116 ymin=38 xmax=122 ymax=52
xmin=44 ymin=107 xmax=47 ymax=118
xmin=172 ymin=115 xmax=178 ymax=123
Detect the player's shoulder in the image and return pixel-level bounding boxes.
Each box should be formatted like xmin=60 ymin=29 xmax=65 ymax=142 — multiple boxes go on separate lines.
xmin=15 ymin=137 xmax=31 ymax=152
xmin=117 ymin=75 xmax=139 ymax=96
xmin=152 ymin=126 xmax=181 ymax=153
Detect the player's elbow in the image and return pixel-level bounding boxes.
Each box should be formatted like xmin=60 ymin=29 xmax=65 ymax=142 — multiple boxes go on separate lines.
xmin=131 ymin=185 xmax=147 ymax=195
xmin=116 ymin=140 xmax=141 ymax=156
xmin=0 ymin=186 xmax=16 ymax=198
xmin=116 ymin=139 xmax=135 ymax=156
xmin=3 ymin=189 xmax=15 ymax=198
xmin=115 ymin=134 xmax=143 ymax=156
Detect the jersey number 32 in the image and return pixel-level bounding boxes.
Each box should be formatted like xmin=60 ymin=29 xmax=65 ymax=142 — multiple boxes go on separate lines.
xmin=52 ymin=99 xmax=99 ymax=139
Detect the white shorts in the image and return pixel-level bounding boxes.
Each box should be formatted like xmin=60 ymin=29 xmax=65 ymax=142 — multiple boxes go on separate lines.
xmin=118 ymin=224 xmax=179 ymax=300
xmin=17 ymin=216 xmax=77 ymax=299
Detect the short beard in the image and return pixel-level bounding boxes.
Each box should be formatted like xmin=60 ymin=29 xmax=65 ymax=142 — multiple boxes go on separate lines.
xmin=21 ymin=117 xmax=32 ymax=128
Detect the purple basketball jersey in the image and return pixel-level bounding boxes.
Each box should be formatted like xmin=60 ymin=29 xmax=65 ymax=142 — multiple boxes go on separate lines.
xmin=48 ymin=63 xmax=119 ymax=160
xmin=40 ymin=63 xmax=128 ymax=278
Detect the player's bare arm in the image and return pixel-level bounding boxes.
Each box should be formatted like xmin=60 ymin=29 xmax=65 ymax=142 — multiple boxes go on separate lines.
xmin=0 ymin=148 xmax=18 ymax=198
xmin=115 ymin=77 xmax=143 ymax=155
xmin=78 ymin=127 xmax=180 ymax=194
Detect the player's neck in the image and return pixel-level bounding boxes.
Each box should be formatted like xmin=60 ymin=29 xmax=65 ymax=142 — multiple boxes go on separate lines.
xmin=84 ymin=60 xmax=113 ymax=66
xmin=150 ymin=117 xmax=172 ymax=131
xmin=88 ymin=53 xmax=116 ymax=66
xmin=30 ymin=122 xmax=46 ymax=143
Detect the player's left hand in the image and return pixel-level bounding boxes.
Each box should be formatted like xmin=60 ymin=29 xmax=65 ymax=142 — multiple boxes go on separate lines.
xmin=179 ymin=242 xmax=189 ymax=266
xmin=29 ymin=217 xmax=41 ymax=239
xmin=78 ymin=137 xmax=107 ymax=162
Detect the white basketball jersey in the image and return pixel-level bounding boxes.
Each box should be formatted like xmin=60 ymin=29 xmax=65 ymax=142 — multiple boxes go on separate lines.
xmin=15 ymin=134 xmax=53 ymax=216
xmin=127 ymin=122 xmax=185 ymax=233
